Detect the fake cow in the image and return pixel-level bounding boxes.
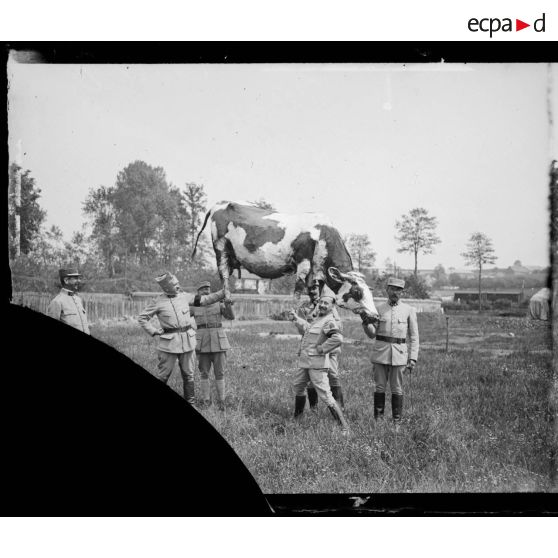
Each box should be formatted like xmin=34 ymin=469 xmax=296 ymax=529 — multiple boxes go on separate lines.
xmin=192 ymin=201 xmax=378 ymax=316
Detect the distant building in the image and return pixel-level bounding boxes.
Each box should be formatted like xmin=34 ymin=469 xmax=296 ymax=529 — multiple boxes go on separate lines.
xmin=453 ymin=288 xmax=538 ymax=304
xmin=235 ymin=269 xmax=270 ymax=294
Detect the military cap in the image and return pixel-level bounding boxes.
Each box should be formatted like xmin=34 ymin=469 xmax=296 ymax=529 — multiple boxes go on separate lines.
xmin=387 ymin=277 xmax=405 ymax=289
xmin=320 ymin=285 xmax=337 ymax=301
xmin=59 ymin=268 xmax=81 ymax=282
xmin=197 ymin=280 xmax=212 ymax=290
xmin=156 ymin=272 xmax=180 ymax=293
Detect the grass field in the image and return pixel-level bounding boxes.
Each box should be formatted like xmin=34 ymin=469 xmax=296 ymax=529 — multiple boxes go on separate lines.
xmin=93 ymin=312 xmax=554 ymax=493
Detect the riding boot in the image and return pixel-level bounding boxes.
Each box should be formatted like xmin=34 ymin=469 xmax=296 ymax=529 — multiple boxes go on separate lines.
xmin=307 ymin=387 xmax=318 ymax=410
xmin=294 ymin=395 xmax=307 ymax=418
xmin=199 ymin=378 xmax=211 ymax=407
xmin=215 ymin=379 xmax=226 ymax=411
xmin=184 ymin=380 xmax=195 ymax=405
xmin=331 ymin=386 xmax=345 ymax=411
xmin=327 ymin=401 xmax=350 ymax=432
xmin=374 ymin=392 xmax=385 ymax=420
xmin=392 ymin=394 xmax=403 ymax=423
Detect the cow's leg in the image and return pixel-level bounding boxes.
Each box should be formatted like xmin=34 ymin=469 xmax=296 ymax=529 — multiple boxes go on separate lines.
xmin=294 ymin=259 xmax=311 ymax=299
xmin=214 ymin=238 xmax=231 ymax=293
xmin=311 ymin=239 xmax=328 ymax=285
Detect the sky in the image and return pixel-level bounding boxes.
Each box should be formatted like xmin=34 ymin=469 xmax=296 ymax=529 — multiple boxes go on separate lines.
xmin=7 ymin=60 xmax=556 ymax=271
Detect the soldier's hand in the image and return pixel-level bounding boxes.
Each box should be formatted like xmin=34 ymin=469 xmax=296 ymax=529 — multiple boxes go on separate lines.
xmin=407 ymin=359 xmax=416 ymax=372
xmin=224 ymin=288 xmax=231 ymax=302
xmin=287 ymin=309 xmax=297 ymax=321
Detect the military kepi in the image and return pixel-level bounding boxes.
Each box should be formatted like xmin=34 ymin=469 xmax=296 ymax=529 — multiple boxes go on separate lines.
xmin=387 ymin=277 xmax=405 ymax=289
xmin=156 ymin=272 xmax=180 ymax=294
xmin=59 ymin=268 xmax=81 ymax=283
xmin=197 ymin=280 xmax=211 ymax=290
xmin=320 ymin=284 xmax=337 ymax=301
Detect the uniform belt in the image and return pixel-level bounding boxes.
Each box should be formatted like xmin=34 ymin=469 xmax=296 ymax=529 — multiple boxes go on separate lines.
xmin=163 ymin=325 xmax=192 ymax=333
xmin=196 ymin=323 xmax=222 ymax=329
xmin=376 ymin=334 xmax=406 ymax=344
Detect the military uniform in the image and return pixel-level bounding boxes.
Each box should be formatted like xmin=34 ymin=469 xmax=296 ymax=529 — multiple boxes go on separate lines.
xmin=191 ymin=282 xmax=234 ymax=408
xmin=47 ymin=288 xmax=90 ymax=334
xmin=362 ymin=281 xmax=419 ymax=421
xmin=295 ymin=299 xmax=344 ymax=407
xmin=291 ymin=297 xmax=349 ymax=430
xmin=138 ymin=277 xmax=226 ymax=404
xmin=47 ymin=268 xmax=90 ymax=335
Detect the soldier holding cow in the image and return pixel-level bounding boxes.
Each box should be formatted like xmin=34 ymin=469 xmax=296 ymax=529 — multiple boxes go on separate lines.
xmin=295 ymin=279 xmax=346 ymax=412
xmin=358 ymin=277 xmax=419 ymax=426
xmin=191 ymin=280 xmax=235 ymax=410
xmin=138 ymin=272 xmax=231 ymax=404
xmin=289 ymin=288 xmax=350 ymax=433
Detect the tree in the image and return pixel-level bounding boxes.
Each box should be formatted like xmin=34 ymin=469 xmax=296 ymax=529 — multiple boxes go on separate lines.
xmin=346 ymin=233 xmax=376 ymax=272
xmin=112 ymin=161 xmax=173 ymax=265
xmin=83 ymin=185 xmax=120 ymax=277
xmin=252 ymin=198 xmax=276 ymax=211
xmin=432 ymin=263 xmax=449 ymax=287
xmin=8 ymin=164 xmax=46 ymax=258
xmin=461 ymin=232 xmax=497 ymax=313
xmin=395 ymin=207 xmax=441 ymax=277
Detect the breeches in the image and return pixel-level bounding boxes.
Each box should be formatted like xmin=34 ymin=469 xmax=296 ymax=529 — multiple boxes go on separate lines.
xmin=198 ymin=352 xmax=226 ymax=380
xmin=306 ymin=353 xmax=341 ymax=388
xmin=373 ymin=363 xmax=405 ymax=396
xmin=157 ymin=350 xmax=195 ymax=384
xmin=294 ymin=368 xmax=335 ymax=406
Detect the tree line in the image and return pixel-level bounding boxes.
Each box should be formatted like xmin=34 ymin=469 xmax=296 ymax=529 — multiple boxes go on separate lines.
xmin=9 ymin=159 xmax=508 ymax=304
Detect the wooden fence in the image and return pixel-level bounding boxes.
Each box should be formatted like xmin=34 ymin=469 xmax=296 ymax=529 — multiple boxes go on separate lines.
xmin=12 ymin=291 xmax=442 ymax=324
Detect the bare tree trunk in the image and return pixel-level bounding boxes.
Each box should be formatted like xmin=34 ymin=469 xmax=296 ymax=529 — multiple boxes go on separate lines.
xmin=414 ymin=249 xmax=418 ymax=278
xmin=478 ymin=263 xmax=482 ymax=314
xmin=13 ymin=141 xmax=22 ymax=257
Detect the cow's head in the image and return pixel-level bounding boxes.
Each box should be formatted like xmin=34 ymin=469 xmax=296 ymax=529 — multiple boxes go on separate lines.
xmin=328 ymin=267 xmax=378 ymax=317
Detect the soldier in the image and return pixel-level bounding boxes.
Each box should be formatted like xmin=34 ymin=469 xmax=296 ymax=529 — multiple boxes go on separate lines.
xmin=289 ymin=288 xmax=349 ymax=433
xmin=138 ymin=272 xmax=229 ymax=404
xmin=47 ymin=268 xmax=90 ymax=334
xmin=295 ymin=280 xmax=346 ymax=411
xmin=192 ymin=280 xmax=235 ymax=410
xmin=358 ymin=277 xmax=419 ymax=425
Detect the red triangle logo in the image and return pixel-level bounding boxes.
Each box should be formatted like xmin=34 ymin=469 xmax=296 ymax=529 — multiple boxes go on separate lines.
xmin=516 ymin=19 xmax=530 ymax=31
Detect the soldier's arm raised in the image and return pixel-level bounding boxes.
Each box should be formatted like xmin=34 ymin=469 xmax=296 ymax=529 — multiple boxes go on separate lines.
xmin=192 ymin=289 xmax=227 ymax=307
xmin=289 ymin=309 xmax=309 ymax=333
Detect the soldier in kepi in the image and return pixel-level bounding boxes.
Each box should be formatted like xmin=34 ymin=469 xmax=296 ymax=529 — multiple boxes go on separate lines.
xmin=191 ymin=280 xmax=235 ymax=410
xmin=296 ymin=279 xmax=346 ymax=412
xmin=289 ymin=286 xmax=349 ymax=433
xmin=138 ymin=272 xmax=230 ymax=405
xmin=357 ymin=277 xmax=419 ymax=426
xmin=47 ymin=268 xmax=90 ymax=334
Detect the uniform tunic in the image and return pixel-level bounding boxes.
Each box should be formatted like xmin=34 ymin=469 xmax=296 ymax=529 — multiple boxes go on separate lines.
xmin=362 ymin=300 xmax=419 ymax=395
xmin=292 ymin=312 xmax=343 ymax=405
xmin=296 ymin=301 xmax=342 ymax=382
xmin=138 ymin=290 xmax=226 ymax=353
xmin=138 ymin=290 xmax=225 ymax=395
xmin=191 ymin=300 xmax=233 ymax=381
xmin=47 ymin=289 xmax=90 ymax=334
xmin=192 ymin=302 xmax=232 ymax=353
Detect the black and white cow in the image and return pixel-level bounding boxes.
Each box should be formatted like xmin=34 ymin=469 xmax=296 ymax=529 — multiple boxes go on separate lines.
xmin=192 ymin=201 xmax=378 ymax=316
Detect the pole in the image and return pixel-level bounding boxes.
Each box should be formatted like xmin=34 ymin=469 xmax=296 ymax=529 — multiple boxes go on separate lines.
xmin=445 ymin=315 xmax=449 ymax=353
xmin=13 ymin=139 xmax=22 ymax=257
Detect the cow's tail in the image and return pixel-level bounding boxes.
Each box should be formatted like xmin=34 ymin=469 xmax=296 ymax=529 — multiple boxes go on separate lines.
xmin=191 ymin=209 xmax=212 ymax=260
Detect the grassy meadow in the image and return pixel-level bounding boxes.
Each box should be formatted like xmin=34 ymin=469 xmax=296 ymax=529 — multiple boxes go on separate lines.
xmin=93 ymin=312 xmax=554 ymax=493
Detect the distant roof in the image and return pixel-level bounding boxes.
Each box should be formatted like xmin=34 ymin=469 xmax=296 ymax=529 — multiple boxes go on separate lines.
xmin=454 ymin=289 xmax=524 ymax=295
